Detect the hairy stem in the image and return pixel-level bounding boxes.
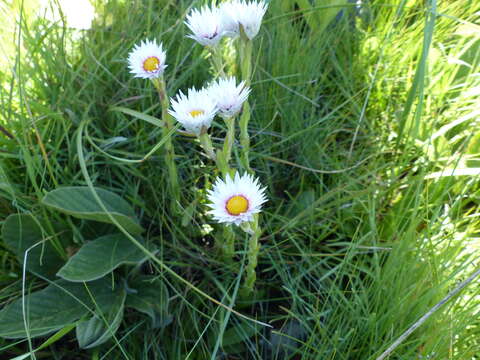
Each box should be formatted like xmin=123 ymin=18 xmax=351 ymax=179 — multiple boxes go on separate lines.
xmin=198 ymin=131 xmax=217 ymax=161
xmin=152 ymin=77 xmax=180 ymax=211
xmin=238 ymin=30 xmax=253 ymax=173
xmin=242 ymin=217 xmax=261 ymax=295
xmin=223 ymin=117 xmax=235 ymax=164
xmin=210 ymin=46 xmax=226 ymax=78
xmin=216 ymin=117 xmax=236 ymax=177
xmin=222 ymin=226 xmax=236 ymax=260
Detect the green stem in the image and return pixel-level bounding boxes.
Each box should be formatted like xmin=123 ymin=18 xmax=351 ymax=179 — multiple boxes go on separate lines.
xmin=210 ymin=46 xmax=226 ymax=78
xmin=242 ymin=217 xmax=261 ymax=296
xmin=152 ymin=77 xmax=180 ymax=210
xmin=222 ymin=226 xmax=236 ymax=260
xmin=198 ymin=131 xmax=217 ymax=161
xmin=216 ymin=117 xmax=236 ymax=177
xmin=216 ymin=118 xmax=237 ymax=261
xmin=239 ymin=31 xmax=253 ymax=173
xmin=239 ymin=102 xmax=251 ymax=173
xmin=239 ymin=36 xmax=252 ymax=86
xmin=223 ymin=117 xmax=235 ymax=164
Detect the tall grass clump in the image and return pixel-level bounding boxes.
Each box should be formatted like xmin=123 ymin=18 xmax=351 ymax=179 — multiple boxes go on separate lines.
xmin=0 ymin=0 xmax=479 ymax=359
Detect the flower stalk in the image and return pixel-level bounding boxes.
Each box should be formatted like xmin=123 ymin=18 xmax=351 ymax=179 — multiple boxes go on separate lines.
xmin=215 ymin=117 xmax=236 ymax=178
xmin=242 ymin=216 xmax=262 ymax=295
xmin=238 ymin=27 xmax=253 ymax=173
xmin=152 ymin=77 xmax=181 ymax=210
xmin=210 ymin=46 xmax=226 ymax=78
xmin=216 ymin=116 xmax=237 ymax=260
xmin=222 ymin=117 xmax=235 ymax=165
xmin=198 ymin=130 xmax=217 ymax=161
xmin=222 ymin=226 xmax=236 ymax=260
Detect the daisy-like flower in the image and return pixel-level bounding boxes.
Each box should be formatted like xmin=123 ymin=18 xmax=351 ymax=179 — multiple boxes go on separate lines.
xmin=207 ymin=173 xmax=267 ymax=226
xmin=169 ymin=87 xmax=217 ymax=135
xmin=127 ymin=39 xmax=167 ymax=79
xmin=219 ymin=0 xmax=268 ymax=40
xmin=219 ymin=1 xmax=241 ymax=37
xmin=185 ymin=6 xmax=224 ymax=47
xmin=208 ymin=77 xmax=250 ymax=119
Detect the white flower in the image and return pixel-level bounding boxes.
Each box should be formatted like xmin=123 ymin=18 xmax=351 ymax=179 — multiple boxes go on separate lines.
xmin=127 ymin=39 xmax=167 ymax=79
xmin=219 ymin=2 xmax=241 ymax=37
xmin=207 ymin=173 xmax=267 ymax=226
xmin=168 ymin=87 xmax=217 ymax=135
xmin=185 ymin=6 xmax=224 ymax=47
xmin=208 ymin=77 xmax=250 ymax=119
xmin=219 ymin=0 xmax=268 ymax=40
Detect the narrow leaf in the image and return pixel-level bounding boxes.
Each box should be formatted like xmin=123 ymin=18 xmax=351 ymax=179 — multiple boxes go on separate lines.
xmin=110 ymin=106 xmax=164 ymax=127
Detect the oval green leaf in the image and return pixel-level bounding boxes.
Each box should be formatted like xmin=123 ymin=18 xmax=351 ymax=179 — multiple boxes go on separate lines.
xmin=0 ymin=279 xmax=121 ymax=339
xmin=76 ymin=288 xmax=126 ymax=349
xmin=2 ymin=214 xmax=64 ymax=279
xmin=125 ymin=276 xmax=171 ymax=328
xmin=57 ymin=234 xmax=147 ymax=282
xmin=41 ymin=186 xmax=143 ymax=234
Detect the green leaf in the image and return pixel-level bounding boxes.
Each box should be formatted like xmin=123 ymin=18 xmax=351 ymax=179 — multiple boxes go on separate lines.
xmin=0 ymin=279 xmax=121 ymax=339
xmin=315 ymin=0 xmax=349 ymax=34
xmin=125 ymin=276 xmax=171 ymax=328
xmin=295 ymin=0 xmax=348 ymax=34
xmin=110 ymin=106 xmax=164 ymax=127
xmin=222 ymin=323 xmax=261 ymax=347
xmin=2 ymin=214 xmax=64 ymax=279
xmin=41 ymin=186 xmax=143 ymax=234
xmin=76 ymin=288 xmax=126 ymax=349
xmin=57 ymin=234 xmax=147 ymax=282
xmin=10 ymin=324 xmax=76 ymax=360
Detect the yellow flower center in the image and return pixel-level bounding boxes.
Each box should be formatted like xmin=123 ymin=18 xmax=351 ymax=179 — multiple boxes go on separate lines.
xmin=143 ymin=56 xmax=160 ymax=72
xmin=226 ymin=195 xmax=249 ymax=216
xmin=189 ymin=109 xmax=205 ymax=118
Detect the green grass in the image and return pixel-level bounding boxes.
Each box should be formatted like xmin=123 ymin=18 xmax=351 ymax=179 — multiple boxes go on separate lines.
xmin=1 ymin=0 xmax=480 ymax=358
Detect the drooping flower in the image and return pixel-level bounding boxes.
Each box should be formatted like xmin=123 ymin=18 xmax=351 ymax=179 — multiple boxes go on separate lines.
xmin=127 ymin=39 xmax=167 ymax=79
xmin=185 ymin=6 xmax=224 ymax=47
xmin=207 ymin=173 xmax=267 ymax=225
xmin=219 ymin=0 xmax=268 ymax=40
xmin=168 ymin=87 xmax=218 ymax=135
xmin=207 ymin=77 xmax=250 ymax=119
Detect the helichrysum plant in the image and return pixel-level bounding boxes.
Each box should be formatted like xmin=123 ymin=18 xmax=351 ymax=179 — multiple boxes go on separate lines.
xmin=176 ymin=0 xmax=269 ymax=294
xmin=127 ymin=38 xmax=180 ymax=211
xmin=186 ymin=0 xmax=265 ymax=294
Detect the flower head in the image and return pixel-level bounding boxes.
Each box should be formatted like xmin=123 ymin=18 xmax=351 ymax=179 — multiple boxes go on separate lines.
xmin=220 ymin=0 xmax=268 ymax=40
xmin=207 ymin=77 xmax=250 ymax=119
xmin=185 ymin=6 xmax=224 ymax=47
xmin=207 ymin=173 xmax=267 ymax=226
xmin=219 ymin=1 xmax=241 ymax=37
xmin=127 ymin=39 xmax=167 ymax=79
xmin=169 ymin=87 xmax=217 ymax=135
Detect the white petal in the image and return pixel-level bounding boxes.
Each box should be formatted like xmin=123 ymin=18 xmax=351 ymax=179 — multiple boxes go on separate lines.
xmin=169 ymin=86 xmax=218 ymax=134
xmin=127 ymin=39 xmax=167 ymax=79
xmin=206 ymin=77 xmax=250 ymax=118
xmin=186 ymin=6 xmax=225 ymax=47
xmin=219 ymin=1 xmax=268 ymax=40
xmin=206 ymin=172 xmax=267 ymax=226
